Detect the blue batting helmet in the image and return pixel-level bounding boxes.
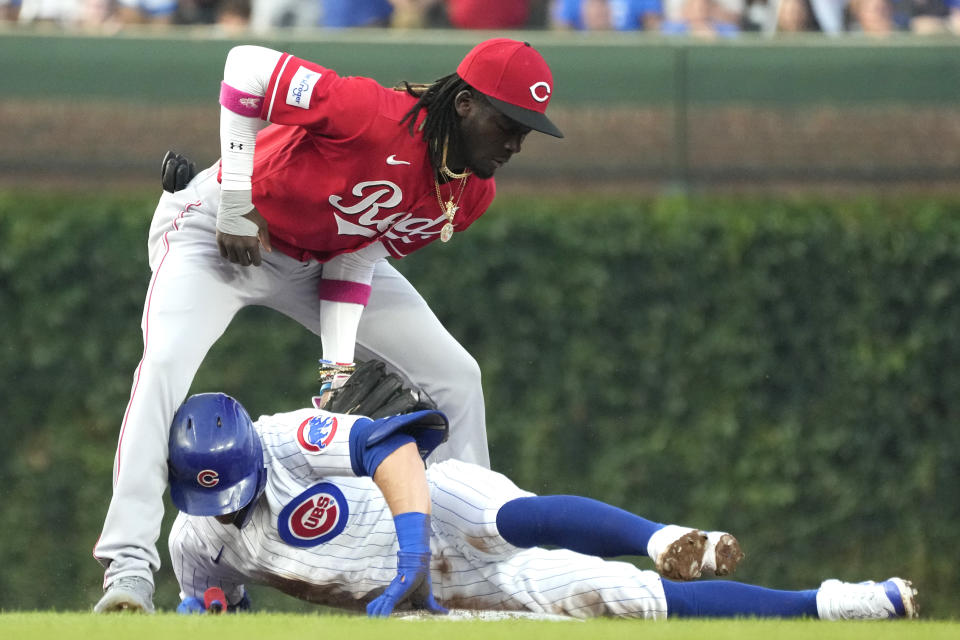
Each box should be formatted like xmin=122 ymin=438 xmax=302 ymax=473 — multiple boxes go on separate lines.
xmin=168 ymin=393 xmax=267 ymax=527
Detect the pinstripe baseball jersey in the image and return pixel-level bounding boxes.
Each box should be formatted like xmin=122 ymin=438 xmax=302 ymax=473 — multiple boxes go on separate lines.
xmin=168 ymin=407 xmax=668 ymax=618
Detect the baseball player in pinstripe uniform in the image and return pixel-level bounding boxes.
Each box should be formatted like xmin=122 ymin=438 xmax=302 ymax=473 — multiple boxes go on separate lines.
xmin=165 ymin=391 xmax=917 ymax=620
xmin=94 ymin=39 xmax=563 ymax=613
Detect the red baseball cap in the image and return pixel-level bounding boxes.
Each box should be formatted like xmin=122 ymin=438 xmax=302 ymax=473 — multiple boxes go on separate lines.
xmin=456 ymin=38 xmax=563 ymax=139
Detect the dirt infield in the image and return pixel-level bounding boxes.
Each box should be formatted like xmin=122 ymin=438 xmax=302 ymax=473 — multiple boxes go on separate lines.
xmin=4 ymin=100 xmax=960 ymax=194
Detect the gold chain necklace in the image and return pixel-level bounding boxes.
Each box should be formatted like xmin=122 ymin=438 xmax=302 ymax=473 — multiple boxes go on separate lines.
xmin=435 ymin=174 xmax=469 ymax=243
xmin=439 ymin=164 xmax=471 ymax=180
xmin=438 ymin=134 xmax=471 ymax=180
xmin=432 ymin=135 xmax=470 ymax=242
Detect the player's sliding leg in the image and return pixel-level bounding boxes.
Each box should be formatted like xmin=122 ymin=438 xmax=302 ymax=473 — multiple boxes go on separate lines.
xmin=495 ymin=495 xmax=743 ymax=581
xmin=661 ymin=577 xmax=917 ymax=619
xmin=449 ymin=539 xmax=915 ymax=620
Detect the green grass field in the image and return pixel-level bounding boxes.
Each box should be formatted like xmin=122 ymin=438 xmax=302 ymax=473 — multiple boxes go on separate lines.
xmin=0 ymin=614 xmax=957 ymax=640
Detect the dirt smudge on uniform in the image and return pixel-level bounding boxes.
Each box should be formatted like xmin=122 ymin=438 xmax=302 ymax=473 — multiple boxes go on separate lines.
xmin=466 ymin=536 xmax=492 ymax=552
xmin=262 ymin=575 xmax=371 ymax=612
xmin=567 ymin=590 xmax=606 ymax=617
xmin=434 ymin=556 xmax=452 ymax=577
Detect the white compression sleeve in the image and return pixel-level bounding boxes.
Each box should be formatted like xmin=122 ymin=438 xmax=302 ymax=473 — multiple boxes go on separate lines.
xmin=320 ymin=302 xmax=365 ymax=365
xmin=218 ymin=46 xmax=283 ymax=236
xmin=319 ymin=243 xmax=389 ymax=364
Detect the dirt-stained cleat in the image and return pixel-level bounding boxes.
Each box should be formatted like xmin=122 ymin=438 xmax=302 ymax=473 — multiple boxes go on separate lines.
xmin=647 ymin=525 xmax=744 ymax=581
xmin=653 ymin=528 xmax=709 ymax=581
xmin=816 ymin=577 xmax=918 ymax=620
xmin=704 ymin=531 xmax=745 ymax=577
xmin=93 ymin=576 xmax=156 ymax=614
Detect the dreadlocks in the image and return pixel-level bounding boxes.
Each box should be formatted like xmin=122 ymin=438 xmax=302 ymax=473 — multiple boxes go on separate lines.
xmin=397 ymin=73 xmax=471 ymax=173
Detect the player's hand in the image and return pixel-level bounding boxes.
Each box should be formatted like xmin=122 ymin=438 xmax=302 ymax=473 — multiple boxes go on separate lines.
xmin=366 ymin=552 xmax=447 ymax=617
xmin=216 ymin=209 xmax=272 ymax=267
xmin=176 ymin=596 xmax=206 ymax=614
xmin=315 ymin=389 xmax=332 ymax=409
xmin=316 ymin=360 xmax=356 ymax=410
xmin=176 ymin=587 xmax=244 ymax=615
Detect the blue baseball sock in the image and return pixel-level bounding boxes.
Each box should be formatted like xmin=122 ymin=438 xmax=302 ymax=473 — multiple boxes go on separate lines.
xmin=495 ymin=495 xmax=665 ymax=557
xmin=662 ymin=580 xmax=819 ymax=618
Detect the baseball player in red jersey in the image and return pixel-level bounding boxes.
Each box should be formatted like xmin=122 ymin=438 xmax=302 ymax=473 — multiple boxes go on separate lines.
xmin=93 ymin=39 xmax=563 ymax=613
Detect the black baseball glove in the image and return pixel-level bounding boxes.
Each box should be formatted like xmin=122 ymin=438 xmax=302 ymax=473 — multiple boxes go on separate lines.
xmin=325 ymin=359 xmax=437 ymax=419
xmin=161 ymin=150 xmax=198 ymax=193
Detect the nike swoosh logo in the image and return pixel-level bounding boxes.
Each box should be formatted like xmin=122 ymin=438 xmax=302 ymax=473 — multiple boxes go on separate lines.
xmin=211 ymin=546 xmax=224 ymax=564
xmin=386 ymin=155 xmax=411 ymax=166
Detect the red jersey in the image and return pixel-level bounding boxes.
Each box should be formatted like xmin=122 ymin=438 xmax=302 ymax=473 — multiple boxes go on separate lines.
xmin=251 ymin=53 xmax=496 ymax=262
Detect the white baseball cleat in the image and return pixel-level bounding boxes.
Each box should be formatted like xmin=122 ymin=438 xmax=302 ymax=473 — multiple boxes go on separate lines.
xmin=93 ymin=576 xmax=156 ymax=614
xmin=816 ymin=577 xmax=918 ymax=620
xmin=647 ymin=525 xmax=745 ymax=581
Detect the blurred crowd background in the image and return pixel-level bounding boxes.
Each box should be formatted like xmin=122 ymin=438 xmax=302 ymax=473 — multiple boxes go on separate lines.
xmin=3 ymin=0 xmax=960 ymax=38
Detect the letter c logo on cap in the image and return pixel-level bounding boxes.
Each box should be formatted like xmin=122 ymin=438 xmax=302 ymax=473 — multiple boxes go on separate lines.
xmin=530 ymin=81 xmax=551 ymax=103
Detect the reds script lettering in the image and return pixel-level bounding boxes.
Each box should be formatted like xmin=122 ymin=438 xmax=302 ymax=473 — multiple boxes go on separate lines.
xmin=329 ymin=180 xmax=447 ymax=243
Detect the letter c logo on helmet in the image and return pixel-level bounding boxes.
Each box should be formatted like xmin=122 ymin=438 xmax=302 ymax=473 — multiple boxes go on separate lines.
xmin=197 ymin=469 xmax=220 ymax=488
xmin=168 ymin=392 xmax=267 ymax=526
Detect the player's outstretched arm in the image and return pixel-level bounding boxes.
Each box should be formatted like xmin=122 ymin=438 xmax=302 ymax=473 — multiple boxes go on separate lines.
xmin=344 ymin=407 xmax=449 ymax=616
xmin=365 ymin=442 xmax=446 ymax=617
xmin=313 ymin=247 xmax=391 ymax=405
xmin=373 ymin=441 xmax=430 ymax=515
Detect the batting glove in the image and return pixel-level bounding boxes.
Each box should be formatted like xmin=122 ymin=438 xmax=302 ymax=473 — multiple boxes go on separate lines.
xmin=176 ymin=596 xmax=206 ymax=615
xmin=367 ymin=551 xmax=447 ymax=617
